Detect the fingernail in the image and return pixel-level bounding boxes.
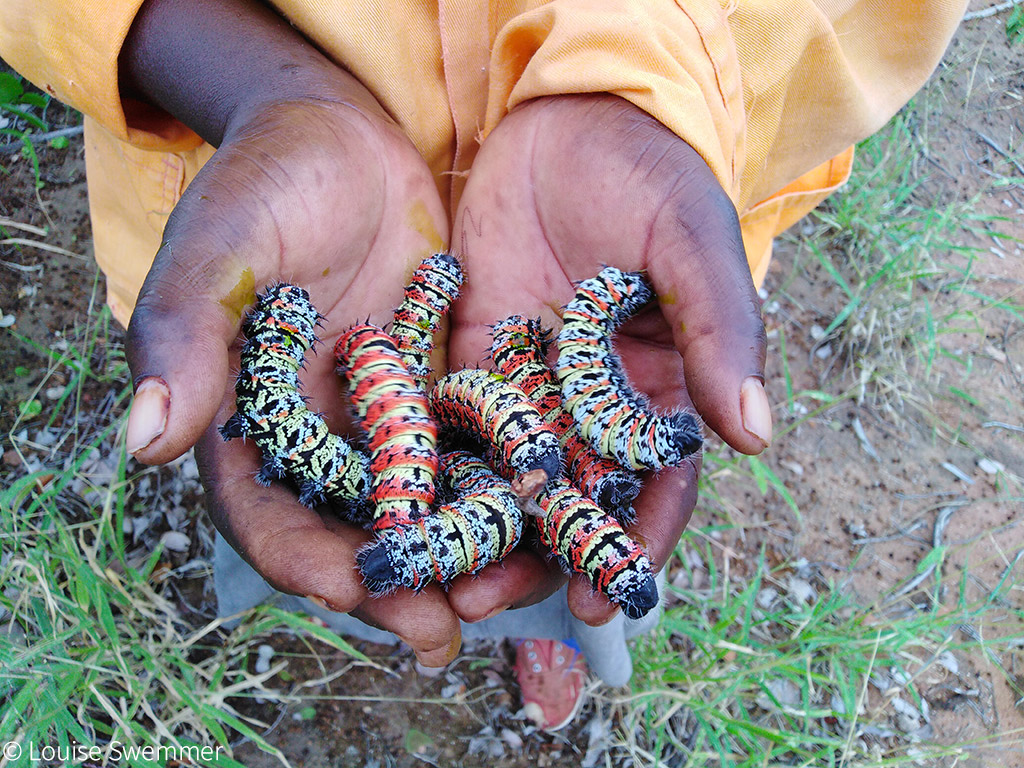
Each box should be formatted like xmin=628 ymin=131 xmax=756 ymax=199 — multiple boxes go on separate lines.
xmin=306 ymin=595 xmax=333 ymax=611
xmin=414 ymin=660 xmax=447 ymax=678
xmin=740 ymin=377 xmax=772 ymax=449
xmin=414 ymin=633 xmax=462 ymax=669
xmin=480 ymin=604 xmax=510 ymax=622
xmin=126 ymin=377 xmax=170 ymax=455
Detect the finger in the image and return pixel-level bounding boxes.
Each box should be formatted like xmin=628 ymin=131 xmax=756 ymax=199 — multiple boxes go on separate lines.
xmin=125 ymin=228 xmax=257 ymax=464
xmin=446 ymin=549 xmax=568 ymax=623
xmin=195 ymin=418 xmax=373 ymax=612
xmin=645 ymin=165 xmax=771 ymax=456
xmin=352 ymin=588 xmax=463 ymax=669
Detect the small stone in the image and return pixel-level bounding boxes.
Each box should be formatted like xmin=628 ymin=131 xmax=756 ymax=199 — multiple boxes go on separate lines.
xmin=779 ymin=460 xmax=804 ymax=476
xmin=159 ymin=530 xmax=191 ymax=552
xmin=756 ymin=587 xmax=779 ymax=609
xmin=500 ymin=728 xmax=523 ymax=750
xmin=977 ymin=458 xmax=1004 ymax=475
xmin=787 ymin=578 xmax=816 ymax=604
xmin=936 ymin=651 xmax=959 ymax=675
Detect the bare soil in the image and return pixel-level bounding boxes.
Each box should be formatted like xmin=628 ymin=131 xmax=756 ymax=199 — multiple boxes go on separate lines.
xmin=1 ymin=9 xmax=1022 ymax=767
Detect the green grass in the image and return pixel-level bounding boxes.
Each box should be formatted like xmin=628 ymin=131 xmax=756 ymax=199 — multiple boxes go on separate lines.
xmin=615 ymin=89 xmax=1024 ymax=765
xmin=618 ymin=527 xmax=1024 ymax=767
xmin=0 ymin=70 xmax=80 ymax=190
xmin=2 ymin=59 xmax=1023 ymax=768
xmin=786 ymin=106 xmax=1022 ymax=414
xmin=0 ymin=293 xmax=367 ymax=768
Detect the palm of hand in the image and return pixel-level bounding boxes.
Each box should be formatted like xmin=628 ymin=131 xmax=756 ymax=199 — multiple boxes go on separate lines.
xmin=446 ymin=94 xmax=766 ymax=623
xmin=128 ymin=97 xmax=465 ymax=664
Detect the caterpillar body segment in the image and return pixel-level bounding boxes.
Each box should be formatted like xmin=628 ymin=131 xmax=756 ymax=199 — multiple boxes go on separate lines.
xmin=356 ymin=451 xmax=524 ymax=593
xmin=490 ymin=315 xmax=641 ymax=522
xmin=243 ymin=282 xmax=322 ymax=339
xmin=534 ymin=478 xmax=658 ymax=619
xmin=556 ymin=267 xmax=703 ymax=471
xmin=334 ymin=324 xmax=438 ymax=532
xmin=220 ymin=284 xmax=372 ymax=516
xmin=428 ymin=368 xmax=561 ymax=494
xmin=391 ymin=252 xmax=464 ymax=389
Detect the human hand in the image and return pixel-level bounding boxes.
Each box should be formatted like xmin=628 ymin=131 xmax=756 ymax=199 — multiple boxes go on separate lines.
xmin=120 ymin=0 xmax=459 ymax=665
xmin=447 ymin=94 xmax=771 ymax=626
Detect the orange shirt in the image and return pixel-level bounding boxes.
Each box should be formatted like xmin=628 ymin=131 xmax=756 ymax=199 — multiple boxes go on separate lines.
xmin=0 ymin=0 xmax=966 ymax=325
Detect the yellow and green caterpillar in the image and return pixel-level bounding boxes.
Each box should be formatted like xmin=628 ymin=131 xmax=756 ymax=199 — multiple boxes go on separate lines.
xmin=220 ymin=260 xmax=680 ymax=617
xmin=219 ymin=283 xmax=372 ymax=521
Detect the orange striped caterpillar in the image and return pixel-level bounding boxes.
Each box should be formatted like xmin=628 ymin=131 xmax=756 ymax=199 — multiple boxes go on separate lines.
xmin=490 ymin=315 xmax=641 ymax=522
xmin=334 ymin=324 xmax=438 ymax=532
xmin=534 ymin=477 xmax=658 ymax=619
xmin=428 ymin=368 xmax=561 ymax=495
xmin=556 ymin=267 xmax=703 ymax=471
xmin=391 ymin=252 xmax=463 ymax=389
xmin=356 ymin=451 xmax=524 ymax=593
xmin=220 ymin=284 xmax=372 ymax=518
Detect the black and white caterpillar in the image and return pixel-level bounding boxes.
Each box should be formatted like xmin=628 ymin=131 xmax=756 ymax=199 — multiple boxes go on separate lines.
xmin=219 ymin=283 xmax=371 ymax=518
xmin=356 ymin=451 xmax=524 ymax=593
xmin=556 ymin=267 xmax=703 ymax=471
xmin=490 ymin=314 xmax=641 ymax=522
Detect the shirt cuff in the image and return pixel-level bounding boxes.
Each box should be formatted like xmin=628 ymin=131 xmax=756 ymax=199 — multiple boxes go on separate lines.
xmin=0 ymin=0 xmax=203 ymax=152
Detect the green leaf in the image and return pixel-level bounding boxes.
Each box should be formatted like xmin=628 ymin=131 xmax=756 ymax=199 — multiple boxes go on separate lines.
xmin=297 ymin=705 xmax=316 ymax=720
xmin=0 ymin=72 xmax=24 ymax=104
xmin=949 ymin=386 xmax=979 ymax=407
xmin=19 ymin=92 xmax=48 ymax=109
xmin=1008 ymin=6 xmax=1024 ymax=44
xmin=917 ymin=545 xmax=947 ymax=575
xmin=14 ymin=365 xmax=30 ymax=377
xmin=404 ymin=728 xmax=435 ymax=754
xmin=49 ymin=135 xmax=69 ymax=150
xmin=18 ymin=399 xmax=42 ymax=418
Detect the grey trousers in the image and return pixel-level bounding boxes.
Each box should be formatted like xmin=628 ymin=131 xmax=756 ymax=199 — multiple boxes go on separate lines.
xmin=214 ymin=533 xmax=663 ymax=686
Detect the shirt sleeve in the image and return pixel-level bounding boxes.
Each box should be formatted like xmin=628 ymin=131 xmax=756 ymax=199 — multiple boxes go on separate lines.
xmin=485 ymin=0 xmax=967 ymax=212
xmin=0 ymin=0 xmax=203 ymax=152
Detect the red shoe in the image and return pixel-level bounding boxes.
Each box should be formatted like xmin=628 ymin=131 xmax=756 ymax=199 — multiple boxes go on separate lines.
xmin=515 ymin=639 xmax=587 ymax=732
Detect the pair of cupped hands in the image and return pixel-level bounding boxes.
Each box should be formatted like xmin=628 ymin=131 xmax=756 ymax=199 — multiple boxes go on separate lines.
xmin=120 ymin=0 xmax=770 ymax=668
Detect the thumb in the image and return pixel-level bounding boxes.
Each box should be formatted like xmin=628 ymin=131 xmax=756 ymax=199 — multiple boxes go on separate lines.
xmin=124 ymin=238 xmax=253 ymax=464
xmin=647 ymin=180 xmax=771 ymax=456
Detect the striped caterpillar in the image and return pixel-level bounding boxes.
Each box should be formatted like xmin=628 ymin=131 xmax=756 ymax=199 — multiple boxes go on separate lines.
xmin=221 ymin=262 xmax=681 ymax=618
xmin=534 ymin=477 xmax=657 ymax=620
xmin=219 ymin=284 xmax=372 ymax=519
xmin=556 ymin=267 xmax=703 ymax=470
xmin=490 ymin=315 xmax=641 ymax=523
xmin=428 ymin=368 xmax=561 ymax=496
xmin=334 ymin=324 xmax=438 ymax=532
xmin=391 ymin=252 xmax=464 ymax=389
xmin=356 ymin=451 xmax=524 ymax=593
